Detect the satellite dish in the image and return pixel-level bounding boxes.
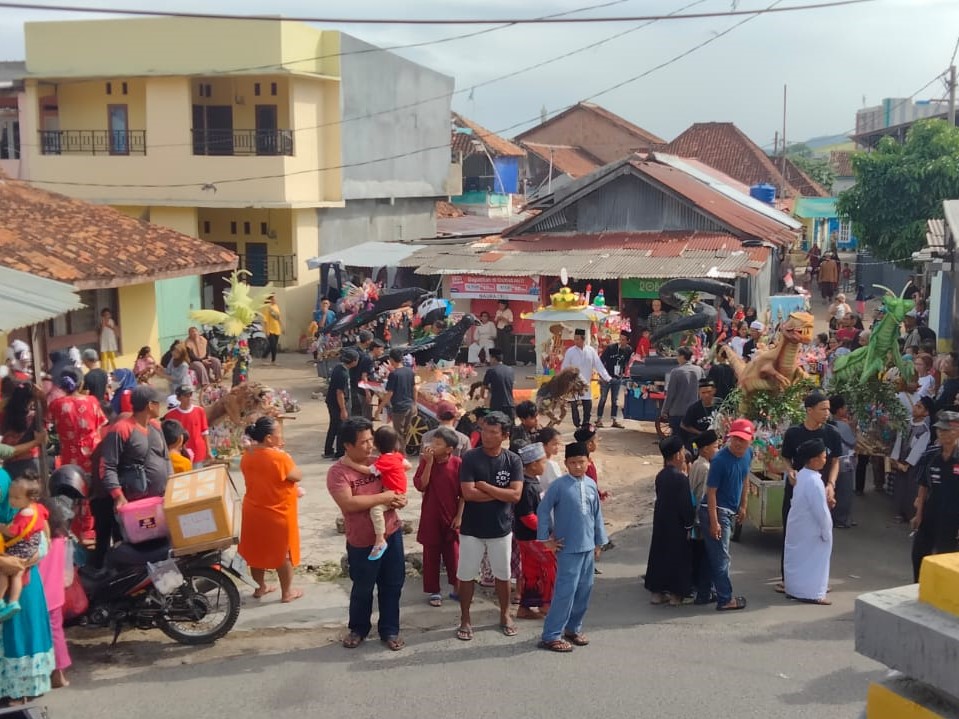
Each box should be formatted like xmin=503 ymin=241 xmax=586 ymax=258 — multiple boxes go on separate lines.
xmin=560 ymin=267 xmax=569 ymax=286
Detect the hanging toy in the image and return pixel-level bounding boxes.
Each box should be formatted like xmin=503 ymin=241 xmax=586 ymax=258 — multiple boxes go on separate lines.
xmin=584 ymin=283 xmax=593 ymax=304
xmin=593 ymin=289 xmax=606 ymax=307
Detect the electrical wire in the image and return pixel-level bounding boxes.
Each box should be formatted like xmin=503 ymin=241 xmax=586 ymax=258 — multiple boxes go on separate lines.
xmin=0 ymin=0 xmax=877 ymax=24
xmin=21 ymin=0 xmax=834 ymax=189
xmin=19 ymin=0 xmax=711 ymax=153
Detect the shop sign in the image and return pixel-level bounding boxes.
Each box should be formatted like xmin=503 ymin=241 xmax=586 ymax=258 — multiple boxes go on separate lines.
xmin=449 ymin=275 xmax=539 ymax=301
xmin=621 ymin=277 xmax=665 ymax=299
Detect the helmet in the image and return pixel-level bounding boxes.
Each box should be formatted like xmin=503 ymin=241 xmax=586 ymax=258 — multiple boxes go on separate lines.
xmin=49 ymin=464 xmax=89 ymax=500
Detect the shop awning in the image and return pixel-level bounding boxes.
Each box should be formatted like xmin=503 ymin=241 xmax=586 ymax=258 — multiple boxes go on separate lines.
xmin=307 ymin=242 xmax=426 ymax=269
xmin=0 ymin=265 xmax=85 ymax=332
xmin=793 ymin=197 xmax=838 ymax=220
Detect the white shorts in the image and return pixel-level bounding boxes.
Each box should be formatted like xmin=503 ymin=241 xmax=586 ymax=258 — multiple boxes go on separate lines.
xmin=457 ymin=533 xmax=512 ymax=582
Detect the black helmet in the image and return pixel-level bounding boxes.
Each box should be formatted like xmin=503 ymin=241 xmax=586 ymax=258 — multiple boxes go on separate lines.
xmin=49 ymin=464 xmax=89 ymax=500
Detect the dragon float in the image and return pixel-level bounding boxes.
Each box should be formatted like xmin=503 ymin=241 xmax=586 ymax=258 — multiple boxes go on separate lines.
xmin=721 ymin=311 xmax=815 ymax=394
xmin=832 ymin=287 xmax=914 ymax=384
xmin=386 ymin=314 xmax=480 ymax=365
xmin=322 ymin=286 xmax=432 ymax=337
xmin=535 ymin=368 xmax=589 ymax=427
xmin=648 ymin=278 xmax=737 ymax=348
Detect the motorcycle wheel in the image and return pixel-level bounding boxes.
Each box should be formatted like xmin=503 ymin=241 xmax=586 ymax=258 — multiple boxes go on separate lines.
xmin=249 ymin=337 xmax=270 ymax=359
xmin=156 ymin=567 xmax=241 ymax=645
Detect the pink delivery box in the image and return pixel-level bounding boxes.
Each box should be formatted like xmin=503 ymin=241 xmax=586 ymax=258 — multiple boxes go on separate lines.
xmin=116 ymin=496 xmax=168 ymax=544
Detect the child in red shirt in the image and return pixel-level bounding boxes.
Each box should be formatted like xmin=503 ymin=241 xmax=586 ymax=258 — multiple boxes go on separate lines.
xmin=0 ymin=473 xmax=48 ymax=620
xmin=165 ymin=385 xmax=210 ymax=465
xmin=370 ymin=426 xmax=410 ymax=560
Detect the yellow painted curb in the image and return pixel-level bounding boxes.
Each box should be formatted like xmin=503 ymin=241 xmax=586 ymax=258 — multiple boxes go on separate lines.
xmin=918 ymin=553 xmax=959 ymax=618
xmin=867 ymin=682 xmax=951 ymax=718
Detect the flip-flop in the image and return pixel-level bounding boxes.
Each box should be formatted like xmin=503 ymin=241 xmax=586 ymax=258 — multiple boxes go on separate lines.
xmin=716 ymin=596 xmax=747 ymax=611
xmin=538 ymin=639 xmax=573 ymax=653
xmin=252 ymin=585 xmax=278 ymax=599
xmin=500 ymin=623 xmax=518 ymax=637
xmin=368 ymin=544 xmax=387 ymax=561
xmin=798 ymin=597 xmax=832 ymax=605
xmin=448 ymin=591 xmax=460 ymax=601
xmin=428 ymin=594 xmax=443 ymax=607
xmin=455 ymin=625 xmax=473 ymax=641
xmin=381 ymin=635 xmax=405 ymax=651
xmin=774 ymin=582 xmax=785 ymax=594
xmin=281 ymin=589 xmax=304 ymax=604
xmin=563 ymin=632 xmax=589 ymax=646
xmin=342 ymin=632 xmax=365 ymax=649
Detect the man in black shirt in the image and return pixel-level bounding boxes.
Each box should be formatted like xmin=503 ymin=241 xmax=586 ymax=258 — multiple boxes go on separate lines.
xmin=597 ymin=332 xmax=632 ymax=428
xmin=349 ymin=331 xmax=374 ymax=418
xmin=680 ymin=379 xmax=718 ymax=449
xmin=777 ymin=390 xmax=843 ymax=590
xmin=936 ymin=353 xmax=959 ymax=412
xmin=456 ymin=412 xmax=523 ymax=641
xmin=912 ymin=411 xmax=959 ymax=581
xmin=483 ymin=348 xmax=515 ymax=422
xmin=383 ymin=348 xmax=416 ymax=448
xmin=324 ymin=349 xmax=359 ymax=459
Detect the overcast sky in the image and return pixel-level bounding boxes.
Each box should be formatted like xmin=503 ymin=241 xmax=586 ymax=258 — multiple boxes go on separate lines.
xmin=1 ymin=0 xmax=957 ymax=147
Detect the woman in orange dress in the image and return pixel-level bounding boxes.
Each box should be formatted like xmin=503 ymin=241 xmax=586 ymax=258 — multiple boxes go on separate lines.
xmin=238 ymin=416 xmax=303 ymax=603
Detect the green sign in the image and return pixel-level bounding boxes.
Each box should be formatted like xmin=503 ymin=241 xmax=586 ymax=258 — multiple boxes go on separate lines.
xmin=621 ymin=277 xmax=665 ymax=299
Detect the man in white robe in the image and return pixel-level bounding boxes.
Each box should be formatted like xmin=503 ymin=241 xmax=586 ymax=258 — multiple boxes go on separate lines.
xmin=560 ymin=329 xmax=611 ymax=429
xmin=784 ymin=439 xmax=833 ymax=604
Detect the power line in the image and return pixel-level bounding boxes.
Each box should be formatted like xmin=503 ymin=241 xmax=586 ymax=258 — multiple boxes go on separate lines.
xmin=20 ymin=0 xmax=711 ymax=152
xmin=21 ymin=0 xmax=817 ymax=189
xmin=950 ymin=33 xmax=959 ymax=67
xmin=0 ymin=0 xmax=877 ymax=24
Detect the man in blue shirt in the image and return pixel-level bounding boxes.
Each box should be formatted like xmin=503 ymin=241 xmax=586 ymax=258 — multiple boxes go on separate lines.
xmin=536 ymin=441 xmax=608 ymax=652
xmin=700 ymin=418 xmax=754 ymax=611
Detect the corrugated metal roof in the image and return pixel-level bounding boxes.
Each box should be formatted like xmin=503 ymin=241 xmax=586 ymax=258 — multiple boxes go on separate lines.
xmin=306 ymin=241 xmax=426 ymax=269
xmin=400 ymin=235 xmax=768 ymax=280
xmin=926 ymin=219 xmax=946 ymax=249
xmin=0 ymin=264 xmax=85 ymax=332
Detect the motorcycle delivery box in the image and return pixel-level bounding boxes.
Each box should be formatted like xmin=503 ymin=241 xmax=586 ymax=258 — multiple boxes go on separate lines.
xmin=163 ymin=465 xmax=240 ymax=551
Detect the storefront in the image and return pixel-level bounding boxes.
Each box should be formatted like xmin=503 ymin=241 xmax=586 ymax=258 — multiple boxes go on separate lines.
xmin=447 ymin=274 xmax=540 ymax=363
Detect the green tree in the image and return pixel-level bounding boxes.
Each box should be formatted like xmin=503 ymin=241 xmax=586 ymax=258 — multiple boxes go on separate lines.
xmin=789 ymin=153 xmax=835 ymax=193
xmin=837 ymin=119 xmax=959 ymax=262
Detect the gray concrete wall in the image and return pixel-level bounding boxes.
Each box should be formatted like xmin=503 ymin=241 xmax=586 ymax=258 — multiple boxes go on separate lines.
xmin=316 ymin=196 xmax=436 ymax=256
xmin=339 ymin=33 xmax=454 ymax=201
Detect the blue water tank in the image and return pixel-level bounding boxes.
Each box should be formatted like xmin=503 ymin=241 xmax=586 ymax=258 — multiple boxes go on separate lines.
xmin=749 ymin=183 xmax=776 ymax=204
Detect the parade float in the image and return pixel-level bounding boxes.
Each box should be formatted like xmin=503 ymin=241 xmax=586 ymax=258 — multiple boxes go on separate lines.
xmin=521 ymin=275 xmax=623 ymax=408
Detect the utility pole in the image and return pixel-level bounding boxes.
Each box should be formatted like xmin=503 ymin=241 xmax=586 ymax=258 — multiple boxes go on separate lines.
xmin=949 ymin=65 xmax=956 ymax=127
xmin=773 ymin=130 xmax=779 ymax=156
xmin=780 ymin=85 xmax=787 ymax=203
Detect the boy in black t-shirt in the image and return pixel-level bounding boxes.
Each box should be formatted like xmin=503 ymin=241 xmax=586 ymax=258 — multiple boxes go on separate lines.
xmin=512 ymin=441 xmax=555 ymax=620
xmin=324 ymin=349 xmax=359 ymax=459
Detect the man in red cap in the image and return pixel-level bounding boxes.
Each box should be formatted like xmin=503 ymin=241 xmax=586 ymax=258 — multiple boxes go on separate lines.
xmin=700 ymin=418 xmax=754 ymax=611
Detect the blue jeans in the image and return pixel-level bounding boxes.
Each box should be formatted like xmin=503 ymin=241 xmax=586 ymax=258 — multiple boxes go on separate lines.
xmin=542 ymin=550 xmax=595 ymax=642
xmin=699 ymin=505 xmax=734 ymax=607
xmin=346 ymin=529 xmax=405 ymax=640
xmin=597 ymin=380 xmax=622 ymax=419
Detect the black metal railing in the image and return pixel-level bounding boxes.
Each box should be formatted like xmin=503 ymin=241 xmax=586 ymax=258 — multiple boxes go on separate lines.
xmin=191 ymin=129 xmax=294 ymax=156
xmin=39 ymin=130 xmax=146 ymax=155
xmin=238 ymin=254 xmax=297 ymax=287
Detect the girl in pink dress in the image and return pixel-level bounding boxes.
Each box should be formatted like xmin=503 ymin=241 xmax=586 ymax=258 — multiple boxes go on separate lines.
xmin=39 ymin=498 xmax=72 ymax=688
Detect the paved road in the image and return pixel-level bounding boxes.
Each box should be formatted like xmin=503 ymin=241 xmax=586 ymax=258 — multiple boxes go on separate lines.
xmin=41 ymin=489 xmax=914 ymax=719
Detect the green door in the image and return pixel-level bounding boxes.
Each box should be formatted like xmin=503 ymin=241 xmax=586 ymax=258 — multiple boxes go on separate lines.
xmin=156 ymin=276 xmax=201 ymax=351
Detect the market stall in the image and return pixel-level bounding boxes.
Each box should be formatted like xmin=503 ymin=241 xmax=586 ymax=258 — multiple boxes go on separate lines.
xmin=448 ymin=274 xmax=540 ymax=364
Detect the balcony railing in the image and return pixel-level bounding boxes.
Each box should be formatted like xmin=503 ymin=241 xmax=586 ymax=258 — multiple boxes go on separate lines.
xmin=191 ymin=129 xmax=294 ymax=157
xmin=39 ymin=130 xmax=146 ymax=156
xmin=239 ymin=254 xmax=297 ymax=288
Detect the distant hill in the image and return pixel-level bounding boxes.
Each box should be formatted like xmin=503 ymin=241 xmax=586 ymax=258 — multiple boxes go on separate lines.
xmin=803 ymin=133 xmax=853 ymax=151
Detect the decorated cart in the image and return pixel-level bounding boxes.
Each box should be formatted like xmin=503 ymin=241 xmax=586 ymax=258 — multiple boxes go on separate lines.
xmin=361 ymin=363 xmax=479 ymax=454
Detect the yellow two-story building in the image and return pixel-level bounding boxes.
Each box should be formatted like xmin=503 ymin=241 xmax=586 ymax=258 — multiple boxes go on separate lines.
xmin=15 ymin=17 xmax=455 ymax=351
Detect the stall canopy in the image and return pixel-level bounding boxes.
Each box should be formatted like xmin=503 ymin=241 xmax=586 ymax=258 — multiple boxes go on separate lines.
xmin=793 ymin=198 xmax=838 ymax=220
xmin=0 ymin=265 xmax=85 ymax=332
xmin=307 ymin=241 xmax=426 ymax=270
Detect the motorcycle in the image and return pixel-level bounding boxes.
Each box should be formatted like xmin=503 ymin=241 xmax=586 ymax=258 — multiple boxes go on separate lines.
xmin=51 ymin=466 xmax=243 ymax=646
xmin=202 ymin=321 xmax=269 ymax=361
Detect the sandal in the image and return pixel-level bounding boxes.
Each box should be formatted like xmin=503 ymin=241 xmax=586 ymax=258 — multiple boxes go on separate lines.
xmin=649 ymin=593 xmax=668 ymax=605
xmin=381 ymin=635 xmax=405 ymax=651
xmin=798 ymin=597 xmax=832 ymax=605
xmin=563 ymin=632 xmax=589 ymax=646
xmin=342 ymin=631 xmax=365 ymax=649
xmin=500 ymin=623 xmax=518 ymax=637
xmin=368 ymin=543 xmax=387 ymax=561
xmin=538 ymin=639 xmax=573 ymax=653
xmin=455 ymin=625 xmax=473 ymax=641
xmin=774 ymin=582 xmax=785 ymax=594
xmin=428 ymin=594 xmax=443 ymax=607
xmin=716 ymin=596 xmax=748 ymax=611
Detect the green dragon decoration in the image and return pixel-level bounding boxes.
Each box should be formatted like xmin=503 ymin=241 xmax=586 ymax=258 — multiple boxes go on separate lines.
xmin=832 ymin=286 xmax=915 ymax=384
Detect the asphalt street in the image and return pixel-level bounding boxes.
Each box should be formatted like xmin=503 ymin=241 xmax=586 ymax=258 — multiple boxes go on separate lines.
xmin=39 ymin=489 xmax=913 ymax=719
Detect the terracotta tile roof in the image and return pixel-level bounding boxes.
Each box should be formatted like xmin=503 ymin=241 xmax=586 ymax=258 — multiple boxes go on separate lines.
xmin=578 ymin=103 xmax=665 ymax=146
xmin=0 ymin=176 xmax=237 ymax=290
xmin=520 ymin=142 xmax=604 ymax=178
xmin=515 ymin=103 xmax=663 ymax=164
xmin=830 ymin=150 xmax=854 ymax=177
xmin=781 ymin=157 xmax=829 ymax=198
xmin=665 ymin=122 xmax=827 ymax=199
xmin=451 ymin=112 xmax=526 ymax=158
